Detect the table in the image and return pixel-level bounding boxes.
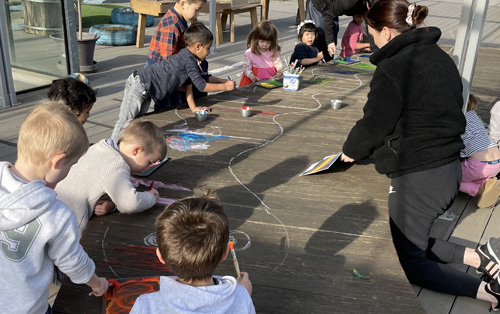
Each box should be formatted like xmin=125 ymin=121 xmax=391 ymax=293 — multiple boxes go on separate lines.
xmin=53 ymin=61 xmax=425 ymax=313
xmin=130 ymin=0 xmax=176 ymax=48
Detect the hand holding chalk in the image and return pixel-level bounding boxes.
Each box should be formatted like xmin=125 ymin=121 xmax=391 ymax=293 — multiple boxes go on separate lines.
xmin=227 ymin=76 xmax=239 ymax=92
xmin=88 ymin=276 xmax=111 ymax=297
xmin=148 ymin=188 xmax=159 ymax=199
xmin=228 ymin=241 xmax=241 ymax=279
xmin=237 ymin=271 xmax=253 ymax=296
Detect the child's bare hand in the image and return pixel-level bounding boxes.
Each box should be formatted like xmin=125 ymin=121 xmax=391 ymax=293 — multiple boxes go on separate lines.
xmin=237 ymin=272 xmax=253 ymax=295
xmin=94 ymin=199 xmax=116 ymax=216
xmin=317 ymin=51 xmax=324 ymax=61
xmin=275 ymin=72 xmax=283 ymax=79
xmin=90 ymin=277 xmax=109 ymax=297
xmin=191 ymin=106 xmax=211 ymax=113
xmin=224 ymin=80 xmax=235 ymax=91
xmin=250 ymin=75 xmax=259 ymax=82
xmin=148 ymin=188 xmax=159 ymax=199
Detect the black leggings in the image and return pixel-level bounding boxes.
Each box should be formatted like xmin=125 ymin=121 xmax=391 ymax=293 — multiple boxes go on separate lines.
xmin=389 ymin=160 xmax=481 ymax=298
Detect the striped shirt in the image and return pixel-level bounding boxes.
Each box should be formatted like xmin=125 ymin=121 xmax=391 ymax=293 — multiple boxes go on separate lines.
xmin=460 ymin=110 xmax=497 ymax=158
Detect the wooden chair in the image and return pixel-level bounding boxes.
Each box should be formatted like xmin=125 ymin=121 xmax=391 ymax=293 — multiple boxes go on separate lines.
xmin=200 ymin=0 xmax=263 ymax=44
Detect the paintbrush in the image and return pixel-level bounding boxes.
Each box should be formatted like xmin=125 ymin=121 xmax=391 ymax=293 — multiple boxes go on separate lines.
xmin=228 ymin=241 xmax=241 ymax=279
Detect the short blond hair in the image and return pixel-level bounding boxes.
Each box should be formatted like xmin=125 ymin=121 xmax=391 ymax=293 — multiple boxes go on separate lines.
xmin=17 ymin=101 xmax=89 ymax=165
xmin=120 ymin=120 xmax=167 ymax=159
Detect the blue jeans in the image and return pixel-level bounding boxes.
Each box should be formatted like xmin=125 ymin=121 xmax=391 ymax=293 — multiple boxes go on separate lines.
xmin=111 ymin=73 xmax=151 ymax=142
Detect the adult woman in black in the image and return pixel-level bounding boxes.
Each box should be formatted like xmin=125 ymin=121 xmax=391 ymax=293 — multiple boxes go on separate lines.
xmin=341 ymin=0 xmax=500 ymax=307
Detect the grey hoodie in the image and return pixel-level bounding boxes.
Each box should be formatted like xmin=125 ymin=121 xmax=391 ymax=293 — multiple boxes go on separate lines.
xmin=130 ymin=276 xmax=256 ymax=314
xmin=0 ymin=161 xmax=96 ymax=314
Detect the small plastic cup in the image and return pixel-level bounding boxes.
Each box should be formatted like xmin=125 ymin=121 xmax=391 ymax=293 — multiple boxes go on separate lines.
xmin=195 ymin=110 xmax=208 ymax=121
xmin=241 ymin=106 xmax=252 ymax=117
xmin=331 ymin=99 xmax=342 ymax=110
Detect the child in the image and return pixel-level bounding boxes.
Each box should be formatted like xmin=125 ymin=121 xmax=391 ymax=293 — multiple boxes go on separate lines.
xmin=489 ymin=100 xmax=500 ymax=144
xmin=147 ymin=0 xmax=205 ymax=66
xmin=147 ymin=0 xmax=211 ymax=110
xmin=339 ymin=14 xmax=371 ymax=58
xmin=460 ymin=94 xmax=500 ymax=207
xmin=55 ymin=120 xmax=167 ymax=238
xmin=47 ymin=77 xmax=96 ymax=124
xmin=111 ymin=22 xmax=234 ymax=142
xmin=290 ymin=20 xmax=325 ymax=68
xmin=130 ymin=195 xmax=255 ymax=314
xmin=0 ymin=101 xmax=108 ymax=313
xmin=239 ymin=21 xmax=283 ymax=88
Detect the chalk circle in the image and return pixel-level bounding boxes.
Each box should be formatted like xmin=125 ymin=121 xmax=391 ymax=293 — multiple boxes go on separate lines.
xmin=229 ymin=230 xmax=251 ymax=251
xmin=143 ymin=232 xmax=157 ymax=248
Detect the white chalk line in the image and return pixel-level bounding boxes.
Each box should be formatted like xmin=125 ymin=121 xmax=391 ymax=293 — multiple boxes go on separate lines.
xmin=102 ymin=226 xmax=119 ymax=277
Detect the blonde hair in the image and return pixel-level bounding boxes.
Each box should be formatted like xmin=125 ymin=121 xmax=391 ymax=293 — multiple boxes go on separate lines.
xmin=17 ymin=101 xmax=89 ymax=165
xmin=120 ymin=120 xmax=167 ymax=159
xmin=466 ymin=93 xmax=479 ymax=112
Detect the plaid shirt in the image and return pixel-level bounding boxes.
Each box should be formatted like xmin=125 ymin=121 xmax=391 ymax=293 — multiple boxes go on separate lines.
xmin=147 ymin=7 xmax=188 ymax=65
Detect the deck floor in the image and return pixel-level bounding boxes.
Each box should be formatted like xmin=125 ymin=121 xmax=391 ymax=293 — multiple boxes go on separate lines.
xmin=1 ymin=0 xmax=500 ymax=313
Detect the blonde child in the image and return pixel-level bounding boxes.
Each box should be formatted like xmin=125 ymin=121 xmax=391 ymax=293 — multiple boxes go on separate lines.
xmin=55 ymin=120 xmax=168 ymax=238
xmin=130 ymin=195 xmax=255 ymax=313
xmin=0 ymin=101 xmax=108 ymax=313
xmin=290 ymin=20 xmax=325 ymax=68
xmin=460 ymin=94 xmax=500 ymax=208
xmin=239 ymin=21 xmax=283 ymax=88
xmin=339 ymin=14 xmax=371 ymax=59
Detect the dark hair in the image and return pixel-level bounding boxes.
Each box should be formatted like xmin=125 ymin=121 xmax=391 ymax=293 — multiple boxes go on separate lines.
xmin=297 ymin=22 xmax=317 ymax=41
xmin=47 ymin=77 xmax=96 ymax=113
xmin=467 ymin=93 xmax=479 ymax=112
xmin=155 ymin=195 xmax=230 ymax=281
xmin=246 ymin=21 xmax=281 ymax=58
xmin=366 ymin=0 xmax=428 ymax=33
xmin=185 ymin=22 xmax=213 ymax=46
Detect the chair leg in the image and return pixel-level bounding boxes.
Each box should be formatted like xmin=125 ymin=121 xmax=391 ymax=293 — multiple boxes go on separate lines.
xmin=250 ymin=8 xmax=258 ymax=27
xmin=230 ymin=11 xmax=235 ymax=43
xmin=216 ymin=12 xmax=223 ymax=45
xmin=221 ymin=13 xmax=228 ymax=31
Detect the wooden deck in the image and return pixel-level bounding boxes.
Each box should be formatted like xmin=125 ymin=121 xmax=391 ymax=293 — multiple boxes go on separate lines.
xmin=0 ymin=0 xmax=500 ymax=313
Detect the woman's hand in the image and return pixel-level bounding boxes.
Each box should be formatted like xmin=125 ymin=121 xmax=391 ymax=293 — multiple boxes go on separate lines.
xmin=341 ymin=154 xmax=355 ymax=162
xmin=328 ymin=43 xmax=336 ymax=56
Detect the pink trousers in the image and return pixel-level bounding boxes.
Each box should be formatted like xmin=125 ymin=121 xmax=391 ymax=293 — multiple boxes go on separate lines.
xmin=460 ymin=158 xmax=500 ymax=196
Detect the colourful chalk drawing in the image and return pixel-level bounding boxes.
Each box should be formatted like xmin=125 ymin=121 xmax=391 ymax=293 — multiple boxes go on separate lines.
xmin=304 ymin=77 xmax=337 ymax=86
xmin=104 ymin=277 xmax=160 ymax=314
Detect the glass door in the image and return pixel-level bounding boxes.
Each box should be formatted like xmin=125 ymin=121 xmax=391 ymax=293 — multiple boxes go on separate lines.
xmin=1 ymin=0 xmax=68 ymax=94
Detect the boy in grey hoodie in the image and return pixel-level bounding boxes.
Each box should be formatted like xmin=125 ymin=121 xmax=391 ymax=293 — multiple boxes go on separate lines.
xmin=130 ymin=195 xmax=255 ymax=314
xmin=0 ymin=101 xmax=108 ymax=314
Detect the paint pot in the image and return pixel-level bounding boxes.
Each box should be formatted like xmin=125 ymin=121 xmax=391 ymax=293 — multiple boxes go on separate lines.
xmin=283 ymin=73 xmax=300 ymax=91
xmin=241 ymin=106 xmax=252 ymax=117
xmin=195 ymin=110 xmax=208 ymax=121
xmin=331 ymin=99 xmax=342 ymax=110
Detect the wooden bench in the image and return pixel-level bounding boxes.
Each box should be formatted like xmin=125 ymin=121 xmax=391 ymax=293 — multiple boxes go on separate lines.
xmin=199 ymin=0 xmax=262 ymax=45
xmin=130 ymin=0 xmax=176 ymax=48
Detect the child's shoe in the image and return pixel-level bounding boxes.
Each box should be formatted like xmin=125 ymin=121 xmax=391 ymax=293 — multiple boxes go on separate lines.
xmin=477 ymin=178 xmax=500 ymax=208
xmin=476 ymin=238 xmax=500 ymax=282
xmin=485 ymin=277 xmax=500 ymax=311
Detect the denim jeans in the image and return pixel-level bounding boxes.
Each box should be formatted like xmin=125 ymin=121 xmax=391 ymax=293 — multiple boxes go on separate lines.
xmin=111 ymin=73 xmax=151 ymax=142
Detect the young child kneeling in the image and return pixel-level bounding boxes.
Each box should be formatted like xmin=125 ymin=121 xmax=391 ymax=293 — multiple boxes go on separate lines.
xmin=55 ymin=120 xmax=167 ymax=238
xmin=0 ymin=101 xmax=108 ymax=314
xmin=130 ymin=195 xmax=255 ymax=314
xmin=111 ymin=22 xmax=234 ymax=142
xmin=460 ymin=94 xmax=500 ymax=208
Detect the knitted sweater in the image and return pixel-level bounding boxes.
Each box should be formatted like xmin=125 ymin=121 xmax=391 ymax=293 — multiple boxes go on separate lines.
xmin=342 ymin=27 xmax=465 ymax=177
xmin=55 ymin=140 xmax=156 ymax=237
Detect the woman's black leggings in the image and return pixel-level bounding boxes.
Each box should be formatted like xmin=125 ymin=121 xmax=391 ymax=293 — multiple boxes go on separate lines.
xmin=388 ymin=160 xmax=481 ymax=297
